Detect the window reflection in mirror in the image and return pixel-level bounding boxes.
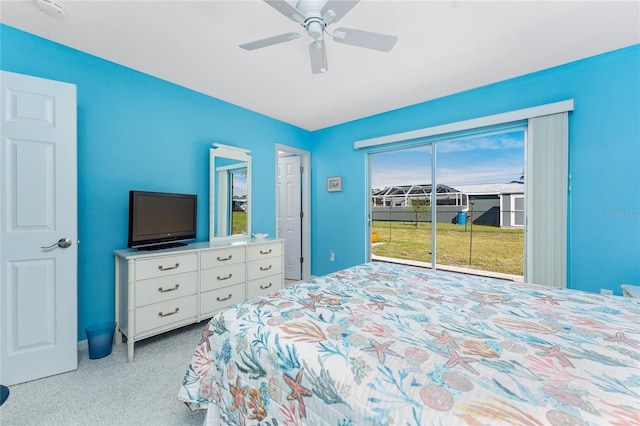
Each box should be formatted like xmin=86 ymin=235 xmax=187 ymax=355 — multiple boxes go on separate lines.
xmin=229 ymin=166 xmax=247 ymax=235
xmin=210 ymin=144 xmax=251 ymax=240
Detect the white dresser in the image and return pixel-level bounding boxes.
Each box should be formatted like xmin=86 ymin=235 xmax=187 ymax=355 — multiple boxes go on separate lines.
xmin=114 ymin=239 xmax=283 ymax=361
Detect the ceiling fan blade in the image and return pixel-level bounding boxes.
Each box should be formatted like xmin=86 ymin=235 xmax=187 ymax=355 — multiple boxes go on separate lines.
xmin=332 ymin=27 xmax=397 ymax=52
xmin=322 ymin=0 xmax=359 ymax=24
xmin=264 ymin=0 xmax=305 ymax=24
xmin=309 ymin=40 xmax=328 ymax=74
xmin=240 ymin=32 xmax=301 ymax=50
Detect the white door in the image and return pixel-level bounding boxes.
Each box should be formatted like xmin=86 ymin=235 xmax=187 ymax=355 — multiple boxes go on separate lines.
xmin=0 ymin=71 xmax=78 ymax=386
xmin=277 ymin=155 xmax=302 ymax=280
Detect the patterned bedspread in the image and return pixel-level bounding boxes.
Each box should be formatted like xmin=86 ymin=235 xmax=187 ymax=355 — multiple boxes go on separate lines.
xmin=178 ymin=262 xmax=640 ymax=425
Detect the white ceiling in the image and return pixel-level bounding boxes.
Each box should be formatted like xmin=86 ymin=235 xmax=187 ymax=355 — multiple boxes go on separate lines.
xmin=2 ymin=0 xmax=639 ymax=131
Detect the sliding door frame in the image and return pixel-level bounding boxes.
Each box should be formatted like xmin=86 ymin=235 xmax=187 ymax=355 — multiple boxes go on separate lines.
xmin=359 ymin=100 xmax=574 ymax=286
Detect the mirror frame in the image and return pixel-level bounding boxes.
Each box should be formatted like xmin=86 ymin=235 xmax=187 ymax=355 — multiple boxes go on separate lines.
xmin=210 ymin=143 xmax=251 ymax=241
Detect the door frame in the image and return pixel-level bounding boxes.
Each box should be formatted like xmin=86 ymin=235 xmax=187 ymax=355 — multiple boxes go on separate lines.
xmin=510 ymin=194 xmax=525 ymax=227
xmin=275 ymin=144 xmax=311 ymax=281
xmin=366 ymin=131 xmax=527 ymax=278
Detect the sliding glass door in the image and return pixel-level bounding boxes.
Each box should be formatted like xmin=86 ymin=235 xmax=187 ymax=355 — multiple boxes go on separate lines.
xmin=370 ymin=145 xmax=433 ymax=266
xmin=369 ymin=130 xmax=525 ymax=278
xmin=434 ymin=132 xmax=524 ymax=276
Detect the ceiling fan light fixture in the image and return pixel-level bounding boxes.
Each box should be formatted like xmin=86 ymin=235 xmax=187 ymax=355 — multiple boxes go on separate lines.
xmin=35 ymin=0 xmax=65 ymax=18
xmin=306 ymin=19 xmax=324 ymax=39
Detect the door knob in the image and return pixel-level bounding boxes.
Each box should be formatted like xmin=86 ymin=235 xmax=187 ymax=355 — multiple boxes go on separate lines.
xmin=41 ymin=238 xmax=72 ymax=249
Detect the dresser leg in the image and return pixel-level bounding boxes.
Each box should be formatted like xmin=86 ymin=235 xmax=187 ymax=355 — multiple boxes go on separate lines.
xmin=127 ymin=340 xmax=134 ymax=362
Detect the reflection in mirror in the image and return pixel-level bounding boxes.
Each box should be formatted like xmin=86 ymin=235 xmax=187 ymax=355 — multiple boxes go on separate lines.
xmin=215 ymin=160 xmax=247 ymax=236
xmin=229 ymin=166 xmax=248 ymax=235
xmin=210 ymin=143 xmax=251 ymax=240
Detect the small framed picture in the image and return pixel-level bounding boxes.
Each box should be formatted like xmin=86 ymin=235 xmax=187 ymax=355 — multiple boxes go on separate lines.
xmin=327 ymin=176 xmax=342 ymax=192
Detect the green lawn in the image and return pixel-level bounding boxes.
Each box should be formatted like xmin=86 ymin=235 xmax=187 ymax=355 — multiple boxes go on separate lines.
xmin=372 ymin=221 xmax=524 ymax=276
xmin=232 ymin=211 xmax=247 ymax=235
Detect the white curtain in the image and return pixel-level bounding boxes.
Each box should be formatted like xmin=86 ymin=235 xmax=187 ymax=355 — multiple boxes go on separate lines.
xmin=525 ymin=112 xmax=569 ymax=288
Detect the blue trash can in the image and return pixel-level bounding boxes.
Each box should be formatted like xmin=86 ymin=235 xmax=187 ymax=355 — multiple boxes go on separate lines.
xmin=457 ymin=211 xmax=467 ymax=225
xmin=85 ymin=321 xmax=116 ymax=359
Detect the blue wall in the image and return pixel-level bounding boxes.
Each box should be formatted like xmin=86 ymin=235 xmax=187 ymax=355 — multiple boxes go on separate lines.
xmin=1 ymin=25 xmax=312 ymax=340
xmin=2 ymin=24 xmax=639 ymax=342
xmin=310 ymin=44 xmax=640 ymax=296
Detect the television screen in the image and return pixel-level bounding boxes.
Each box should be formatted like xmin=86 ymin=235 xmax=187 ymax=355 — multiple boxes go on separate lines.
xmin=128 ymin=190 xmax=197 ymax=250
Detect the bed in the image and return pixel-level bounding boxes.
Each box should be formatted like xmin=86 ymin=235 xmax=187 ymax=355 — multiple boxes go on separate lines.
xmin=178 ymin=261 xmax=640 ymax=425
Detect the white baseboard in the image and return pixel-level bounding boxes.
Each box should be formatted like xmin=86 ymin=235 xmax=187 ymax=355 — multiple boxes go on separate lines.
xmin=77 ymin=339 xmax=88 ymax=353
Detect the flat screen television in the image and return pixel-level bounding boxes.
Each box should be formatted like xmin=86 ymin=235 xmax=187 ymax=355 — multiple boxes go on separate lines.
xmin=128 ymin=190 xmax=197 ymax=250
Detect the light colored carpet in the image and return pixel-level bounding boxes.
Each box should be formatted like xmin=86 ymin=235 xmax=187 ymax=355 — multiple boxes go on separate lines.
xmin=0 ymin=321 xmax=208 ymax=426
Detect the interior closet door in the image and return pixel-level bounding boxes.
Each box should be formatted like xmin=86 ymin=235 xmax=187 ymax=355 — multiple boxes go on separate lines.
xmin=277 ymin=155 xmax=302 ymax=280
xmin=0 ymin=71 xmax=78 ymax=385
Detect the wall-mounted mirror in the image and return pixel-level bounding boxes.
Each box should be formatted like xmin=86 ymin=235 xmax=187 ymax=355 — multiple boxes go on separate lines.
xmin=210 ymin=143 xmax=251 ymax=240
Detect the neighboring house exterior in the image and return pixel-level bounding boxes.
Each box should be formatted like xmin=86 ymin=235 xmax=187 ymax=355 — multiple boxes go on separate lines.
xmin=371 ymin=184 xmax=465 ymax=225
xmin=371 ymin=182 xmax=524 ymax=227
xmin=452 ymin=183 xmax=524 ymax=227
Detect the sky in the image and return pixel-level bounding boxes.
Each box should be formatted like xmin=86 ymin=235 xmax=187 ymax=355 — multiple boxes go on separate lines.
xmin=370 ymin=130 xmax=524 ymax=190
xmin=232 ymin=170 xmax=247 ymax=197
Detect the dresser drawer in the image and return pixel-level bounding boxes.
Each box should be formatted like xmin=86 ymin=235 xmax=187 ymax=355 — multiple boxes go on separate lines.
xmin=201 ymin=263 xmax=246 ymax=292
xmin=135 ymin=254 xmax=198 ymax=280
xmin=200 ymin=283 xmax=245 ymax=316
xmin=247 ymin=242 xmax=282 ymax=261
xmin=248 ymin=257 xmax=283 ymax=281
xmin=201 ymin=247 xmax=245 ymax=269
xmin=135 ymin=271 xmax=197 ymax=307
xmin=135 ymin=295 xmax=197 ymax=334
xmin=247 ymin=274 xmax=283 ymax=299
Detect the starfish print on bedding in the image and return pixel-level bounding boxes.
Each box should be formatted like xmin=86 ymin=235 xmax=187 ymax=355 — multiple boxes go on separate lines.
xmin=200 ymin=327 xmax=214 ymax=350
xmin=256 ymin=299 xmax=275 ymax=309
xmin=530 ymin=343 xmax=578 ymax=368
xmin=429 ymin=330 xmax=460 ymax=349
xmin=361 ymin=338 xmax=400 ymax=364
xmin=297 ymin=299 xmax=317 ymax=312
xmin=229 ymin=377 xmax=248 ymax=413
xmin=307 ymin=293 xmax=324 ymax=302
xmin=200 ymin=326 xmax=213 ymax=340
xmin=439 ymin=347 xmax=479 ymax=375
xmin=467 ymin=290 xmax=498 ymax=307
xmin=368 ymin=299 xmax=391 ymax=311
xmin=283 ymin=368 xmax=312 ymax=418
xmin=603 ymin=332 xmax=640 ymax=349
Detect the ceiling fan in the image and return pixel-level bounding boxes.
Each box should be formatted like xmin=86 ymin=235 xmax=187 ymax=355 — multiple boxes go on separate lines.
xmin=239 ymin=0 xmax=398 ymax=74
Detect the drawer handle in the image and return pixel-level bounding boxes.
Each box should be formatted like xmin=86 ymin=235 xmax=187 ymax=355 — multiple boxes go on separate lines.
xmin=260 ymin=249 xmax=272 ymax=255
xmin=260 ymin=283 xmax=272 ymax=290
xmin=217 ymin=273 xmax=232 ymax=281
xmin=158 ymin=307 xmax=179 ymax=317
xmin=158 ymin=284 xmax=180 ymax=293
xmin=217 ymin=294 xmax=232 ymax=302
xmin=260 ymin=265 xmax=272 ymax=271
xmin=158 ymin=263 xmax=179 ymax=271
xmin=217 ymin=255 xmax=232 ymax=261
